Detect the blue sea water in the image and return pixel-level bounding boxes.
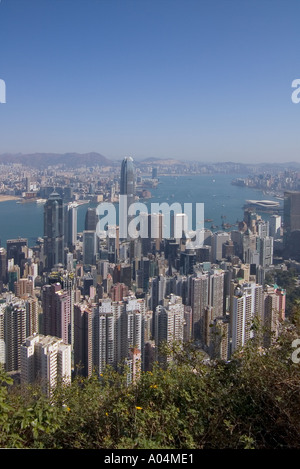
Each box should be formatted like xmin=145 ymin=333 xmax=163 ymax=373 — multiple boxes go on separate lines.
xmin=0 ymin=173 xmax=281 ymax=247
xmin=147 ymin=174 xmax=280 ymax=228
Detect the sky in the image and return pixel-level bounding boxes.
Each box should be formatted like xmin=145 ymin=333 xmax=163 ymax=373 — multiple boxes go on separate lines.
xmin=0 ymin=0 xmax=300 ymax=164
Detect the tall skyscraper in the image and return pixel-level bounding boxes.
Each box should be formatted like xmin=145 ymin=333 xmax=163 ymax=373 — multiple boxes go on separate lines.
xmin=257 ymin=236 xmax=273 ymax=267
xmin=4 ymin=300 xmax=27 ymax=372
xmin=0 ymin=247 xmax=7 ymax=288
xmin=230 ymin=281 xmax=263 ymax=353
xmin=269 ymin=215 xmax=281 ymax=239
xmin=74 ymin=303 xmax=93 ymax=377
xmin=83 ymin=230 xmax=97 ymax=266
xmin=154 ymin=294 xmax=185 ymax=364
xmin=208 ymin=269 xmax=225 ymax=318
xmin=42 ymin=283 xmax=71 ymax=345
xmin=120 ymin=157 xmax=136 ymax=239
xmin=190 ymin=274 xmax=209 ymax=341
xmin=43 ymin=191 xmax=65 ymax=270
xmin=6 ymin=238 xmax=27 ymax=268
xmin=85 ymin=207 xmax=98 ymax=231
xmin=64 ymin=202 xmax=78 ymax=251
xmin=283 ymin=191 xmax=300 ymax=260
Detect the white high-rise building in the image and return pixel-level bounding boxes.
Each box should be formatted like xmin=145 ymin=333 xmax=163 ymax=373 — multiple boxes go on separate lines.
xmin=20 ymin=334 xmax=71 ymax=396
xmin=93 ymin=307 xmax=115 ymax=374
xmin=209 ymin=269 xmax=224 ymax=319
xmin=211 ymin=232 xmax=230 ymax=263
xmin=269 ymin=215 xmax=281 ymax=239
xmin=231 ymin=282 xmax=263 ymax=353
xmin=155 ymin=294 xmax=185 ymax=364
xmin=257 ymin=236 xmax=274 ymax=267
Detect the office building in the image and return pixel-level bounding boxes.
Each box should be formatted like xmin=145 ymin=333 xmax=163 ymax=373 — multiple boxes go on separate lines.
xmin=43 ymin=192 xmax=65 ymax=270
xmin=120 ymin=156 xmax=136 ymax=239
xmin=6 ymin=238 xmax=28 ymax=271
xmin=190 ymin=274 xmax=209 ymax=341
xmin=283 ymin=191 xmax=300 ymax=260
xmin=257 ymin=236 xmax=273 ymax=267
xmin=211 ymin=232 xmax=230 ymax=263
xmin=269 ymin=215 xmax=281 ymax=239
xmin=64 ymin=202 xmax=78 ymax=250
xmin=83 ymin=230 xmax=97 ymax=266
xmin=85 ymin=207 xmax=98 ymax=231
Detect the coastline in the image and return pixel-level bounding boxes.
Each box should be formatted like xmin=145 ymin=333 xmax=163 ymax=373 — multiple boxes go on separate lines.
xmin=0 ymin=195 xmax=22 ymax=203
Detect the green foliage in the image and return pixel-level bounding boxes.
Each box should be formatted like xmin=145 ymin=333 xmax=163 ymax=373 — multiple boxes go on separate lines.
xmin=265 ymin=267 xmax=300 ymax=316
xmin=1 ymin=319 xmax=300 ymax=449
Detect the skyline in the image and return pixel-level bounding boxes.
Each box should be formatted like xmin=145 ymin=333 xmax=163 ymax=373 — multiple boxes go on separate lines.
xmin=1 ymin=0 xmax=300 ymax=163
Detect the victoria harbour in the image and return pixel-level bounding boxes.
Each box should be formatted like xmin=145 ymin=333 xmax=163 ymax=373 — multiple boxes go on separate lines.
xmin=0 ymin=173 xmax=280 ymax=247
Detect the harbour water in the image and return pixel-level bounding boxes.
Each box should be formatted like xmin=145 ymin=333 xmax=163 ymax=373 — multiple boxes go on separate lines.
xmin=0 ymin=173 xmax=281 ymax=247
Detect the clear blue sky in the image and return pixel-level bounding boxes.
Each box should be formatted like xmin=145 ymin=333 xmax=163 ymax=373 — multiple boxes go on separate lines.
xmin=0 ymin=0 xmax=300 ymax=163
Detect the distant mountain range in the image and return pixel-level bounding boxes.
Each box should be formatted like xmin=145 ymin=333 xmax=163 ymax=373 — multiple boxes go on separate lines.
xmin=0 ymin=152 xmax=114 ymax=168
xmin=0 ymin=152 xmax=299 ymax=171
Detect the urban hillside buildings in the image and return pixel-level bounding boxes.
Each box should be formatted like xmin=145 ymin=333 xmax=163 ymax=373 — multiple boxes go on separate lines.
xmin=2 ymin=156 xmax=300 ymax=393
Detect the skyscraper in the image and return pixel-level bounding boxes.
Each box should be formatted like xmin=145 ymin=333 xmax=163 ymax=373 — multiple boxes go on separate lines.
xmin=211 ymin=231 xmax=230 ymax=263
xmin=120 ymin=157 xmax=136 ymax=239
xmin=0 ymin=248 xmax=7 ymax=288
xmin=6 ymin=238 xmax=28 ymax=267
xmin=283 ymin=191 xmax=300 ymax=260
xmin=83 ymin=230 xmax=97 ymax=266
xmin=64 ymin=202 xmax=78 ymax=251
xmin=74 ymin=304 xmax=93 ymax=377
xmin=4 ymin=299 xmax=27 ymax=372
xmin=269 ymin=215 xmax=281 ymax=239
xmin=154 ymin=294 xmax=185 ymax=365
xmin=230 ymin=281 xmax=263 ymax=353
xmin=190 ymin=274 xmax=209 ymax=341
xmin=42 ymin=283 xmax=71 ymax=344
xmin=43 ymin=191 xmax=65 ymax=270
xmin=85 ymin=207 xmax=98 ymax=231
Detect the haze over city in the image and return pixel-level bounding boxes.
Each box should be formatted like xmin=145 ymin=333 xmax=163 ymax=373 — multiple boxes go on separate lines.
xmin=1 ymin=0 xmax=300 ymax=163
